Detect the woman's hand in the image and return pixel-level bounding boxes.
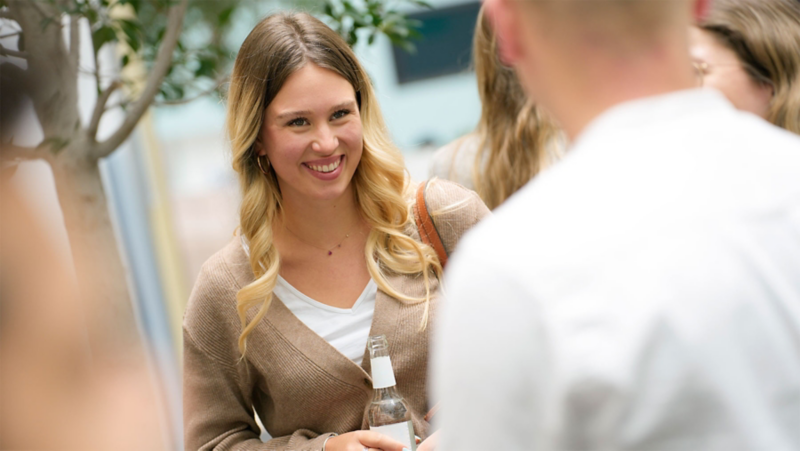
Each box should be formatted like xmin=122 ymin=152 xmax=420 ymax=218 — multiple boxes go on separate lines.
xmin=325 ymin=430 xmax=409 ymax=451
xmin=416 ymin=431 xmax=439 ymax=451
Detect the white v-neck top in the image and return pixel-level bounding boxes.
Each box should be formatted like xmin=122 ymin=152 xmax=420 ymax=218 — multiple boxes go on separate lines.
xmin=272 ymin=275 xmax=377 ymax=365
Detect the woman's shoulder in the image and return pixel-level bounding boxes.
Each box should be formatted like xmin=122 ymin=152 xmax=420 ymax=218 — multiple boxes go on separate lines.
xmin=418 ymin=179 xmax=491 ymax=255
xmin=184 ymin=237 xmax=252 ymax=338
xmin=429 ymin=133 xmax=482 ymax=189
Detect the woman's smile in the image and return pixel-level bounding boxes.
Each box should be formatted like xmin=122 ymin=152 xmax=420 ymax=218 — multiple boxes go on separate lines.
xmin=303 ymin=155 xmax=345 ymax=180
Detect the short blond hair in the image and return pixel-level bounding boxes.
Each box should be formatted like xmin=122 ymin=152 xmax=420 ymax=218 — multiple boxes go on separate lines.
xmin=519 ymin=0 xmax=689 ymax=53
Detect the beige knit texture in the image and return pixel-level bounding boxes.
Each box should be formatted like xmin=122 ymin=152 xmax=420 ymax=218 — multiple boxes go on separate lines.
xmin=184 ymin=180 xmax=490 ymax=451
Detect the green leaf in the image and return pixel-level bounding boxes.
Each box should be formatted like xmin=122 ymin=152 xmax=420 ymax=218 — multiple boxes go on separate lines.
xmin=119 ymin=19 xmax=142 ymax=51
xmin=217 ymin=5 xmax=235 ymax=26
xmin=396 ymin=40 xmax=416 ymax=54
xmin=121 ymin=53 xmax=130 ymax=68
xmin=172 ymin=83 xmax=185 ymax=99
xmin=348 ymin=29 xmax=357 ymax=47
xmin=342 ymin=0 xmax=357 ymax=14
xmin=351 ymin=14 xmax=369 ymax=27
xmin=411 ymin=0 xmax=433 ymax=8
xmin=85 ymin=8 xmax=99 ymax=24
xmin=92 ymin=25 xmax=117 ymax=54
xmin=194 ymin=55 xmax=216 ymax=78
xmin=407 ymin=28 xmax=422 ymax=40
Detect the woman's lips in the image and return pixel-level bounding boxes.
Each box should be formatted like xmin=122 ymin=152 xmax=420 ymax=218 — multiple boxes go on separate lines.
xmin=303 ymin=155 xmax=345 ymax=180
xmin=304 ymin=155 xmax=343 ymax=173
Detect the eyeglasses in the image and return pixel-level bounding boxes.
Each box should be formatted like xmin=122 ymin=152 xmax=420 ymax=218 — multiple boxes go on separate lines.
xmin=692 ymin=60 xmax=773 ymax=88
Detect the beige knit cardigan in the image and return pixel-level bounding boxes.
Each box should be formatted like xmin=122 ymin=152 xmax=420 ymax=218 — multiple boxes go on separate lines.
xmin=183 ymin=181 xmax=489 ymax=451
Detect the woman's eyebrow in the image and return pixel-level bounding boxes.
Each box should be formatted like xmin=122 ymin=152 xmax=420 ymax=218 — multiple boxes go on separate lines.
xmin=275 ymin=100 xmax=357 ymax=121
xmin=276 ymin=109 xmax=312 ymax=120
xmin=331 ymin=100 xmax=357 ymax=111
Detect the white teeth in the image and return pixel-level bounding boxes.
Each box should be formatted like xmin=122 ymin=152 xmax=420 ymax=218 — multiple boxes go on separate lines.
xmin=309 ymin=158 xmax=340 ymax=173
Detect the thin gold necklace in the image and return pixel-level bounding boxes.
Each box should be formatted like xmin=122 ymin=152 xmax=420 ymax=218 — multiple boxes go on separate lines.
xmin=284 ymin=222 xmax=355 ymax=256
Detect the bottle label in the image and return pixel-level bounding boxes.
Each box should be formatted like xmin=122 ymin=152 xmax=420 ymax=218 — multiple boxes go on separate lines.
xmin=370 ymin=356 xmax=397 ymax=389
xmin=369 ymin=421 xmax=416 ymax=450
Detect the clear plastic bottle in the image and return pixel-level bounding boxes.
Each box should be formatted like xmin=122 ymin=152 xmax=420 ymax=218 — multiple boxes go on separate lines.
xmin=366 ymin=335 xmax=417 ymax=450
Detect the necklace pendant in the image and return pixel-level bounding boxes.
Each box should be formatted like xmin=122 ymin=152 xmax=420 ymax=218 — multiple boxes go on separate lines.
xmin=328 ymin=251 xmax=333 ymax=256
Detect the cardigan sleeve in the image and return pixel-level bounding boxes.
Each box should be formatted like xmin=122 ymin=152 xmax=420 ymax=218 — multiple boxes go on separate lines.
xmin=183 ymin=255 xmax=337 ymax=451
xmin=184 ymin=328 xmax=335 ymax=451
xmin=423 ymin=179 xmax=491 ymax=256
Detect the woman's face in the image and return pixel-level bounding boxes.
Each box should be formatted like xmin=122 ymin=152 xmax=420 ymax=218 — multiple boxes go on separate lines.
xmin=259 ymin=63 xmax=363 ymax=205
xmin=689 ymin=27 xmax=773 ymax=118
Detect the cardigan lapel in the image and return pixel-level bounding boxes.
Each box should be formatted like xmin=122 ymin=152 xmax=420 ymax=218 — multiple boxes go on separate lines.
xmin=223 ymin=240 xmax=370 ymax=387
xmin=260 ymin=271 xmax=417 ymax=390
xmin=262 ymin=295 xmax=373 ymax=389
xmin=226 ymin=236 xmax=428 ymax=390
xmin=359 ymin=271 xmax=405 ymax=382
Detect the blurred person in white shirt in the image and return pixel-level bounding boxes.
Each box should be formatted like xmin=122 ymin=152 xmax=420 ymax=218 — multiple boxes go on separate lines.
xmin=432 ymin=0 xmax=800 ymax=450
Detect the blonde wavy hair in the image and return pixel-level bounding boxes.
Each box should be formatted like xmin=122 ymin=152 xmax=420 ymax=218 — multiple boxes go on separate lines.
xmin=699 ymin=0 xmax=800 ymax=134
xmin=472 ymin=7 xmax=562 ymax=210
xmin=226 ymin=13 xmax=441 ymax=355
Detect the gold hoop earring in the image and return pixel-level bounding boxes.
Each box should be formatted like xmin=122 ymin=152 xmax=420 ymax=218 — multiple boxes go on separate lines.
xmin=256 ymin=155 xmax=270 ymax=176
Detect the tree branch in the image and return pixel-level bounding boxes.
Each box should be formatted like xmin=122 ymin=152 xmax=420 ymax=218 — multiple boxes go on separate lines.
xmin=69 ymin=15 xmax=79 ymax=68
xmin=92 ymin=37 xmax=102 ymax=105
xmin=153 ymin=77 xmax=229 ymax=106
xmin=26 ymin=0 xmax=51 ymax=21
xmin=86 ymin=80 xmax=121 ymax=140
xmin=93 ymin=0 xmax=189 ymax=160
xmin=0 ymin=44 xmax=27 ymax=59
xmin=0 ymin=144 xmax=48 ymax=163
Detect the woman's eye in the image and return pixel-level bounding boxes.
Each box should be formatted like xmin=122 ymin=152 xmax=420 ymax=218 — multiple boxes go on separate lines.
xmin=288 ymin=118 xmax=309 ymax=127
xmin=331 ymin=109 xmax=350 ymax=120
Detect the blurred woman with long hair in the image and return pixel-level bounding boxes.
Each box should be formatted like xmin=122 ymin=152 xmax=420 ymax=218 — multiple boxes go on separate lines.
xmin=430 ymin=6 xmax=564 ymax=210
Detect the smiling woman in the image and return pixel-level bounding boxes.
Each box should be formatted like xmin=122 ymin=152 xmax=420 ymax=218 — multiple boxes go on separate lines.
xmin=182 ymin=11 xmax=490 ymax=451
xmin=258 ymin=63 xmax=363 ymax=201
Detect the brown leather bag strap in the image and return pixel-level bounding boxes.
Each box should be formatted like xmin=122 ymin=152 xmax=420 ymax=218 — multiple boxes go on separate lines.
xmin=413 ymin=181 xmax=448 ymax=268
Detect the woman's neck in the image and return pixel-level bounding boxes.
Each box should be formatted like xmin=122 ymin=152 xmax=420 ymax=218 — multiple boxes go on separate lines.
xmin=276 ymin=187 xmax=363 ymax=249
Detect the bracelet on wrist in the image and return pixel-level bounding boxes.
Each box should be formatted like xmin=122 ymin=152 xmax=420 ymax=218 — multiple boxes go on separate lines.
xmin=322 ymin=433 xmax=338 ymax=451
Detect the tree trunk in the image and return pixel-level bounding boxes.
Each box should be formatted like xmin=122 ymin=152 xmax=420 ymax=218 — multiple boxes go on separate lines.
xmin=51 ymin=149 xmax=139 ymax=359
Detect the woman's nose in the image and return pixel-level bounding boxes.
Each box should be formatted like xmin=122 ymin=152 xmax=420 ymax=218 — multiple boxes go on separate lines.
xmin=311 ymin=124 xmax=339 ymax=154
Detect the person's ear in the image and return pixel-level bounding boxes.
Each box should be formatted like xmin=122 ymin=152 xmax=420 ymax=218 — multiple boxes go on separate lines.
xmin=254 ymin=135 xmax=265 ymax=157
xmin=484 ymin=0 xmax=524 ymax=66
xmin=693 ymin=0 xmax=712 ymax=22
